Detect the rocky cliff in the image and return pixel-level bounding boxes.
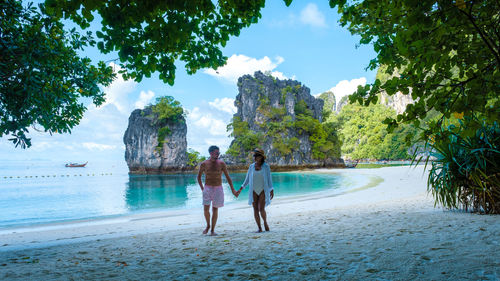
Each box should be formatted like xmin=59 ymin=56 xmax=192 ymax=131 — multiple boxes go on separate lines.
xmin=225 ymin=71 xmax=343 ymax=169
xmin=124 ymin=106 xmax=188 ymax=174
xmin=379 ymin=91 xmax=415 ymax=115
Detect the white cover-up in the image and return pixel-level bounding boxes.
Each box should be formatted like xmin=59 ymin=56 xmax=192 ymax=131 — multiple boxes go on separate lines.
xmin=241 ymin=162 xmax=273 ymax=206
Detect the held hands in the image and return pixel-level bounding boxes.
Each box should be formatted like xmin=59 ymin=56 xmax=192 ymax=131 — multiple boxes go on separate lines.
xmin=232 ymin=187 xmax=243 ymax=198
xmin=231 ymin=188 xmax=239 ymax=198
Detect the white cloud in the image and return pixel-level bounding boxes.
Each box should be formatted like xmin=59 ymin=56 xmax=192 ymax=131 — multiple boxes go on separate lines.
xmin=271 ymin=71 xmax=289 ymax=80
xmin=209 ymin=98 xmax=237 ymax=115
xmin=300 ymin=3 xmax=327 ymax=28
xmin=189 ymin=109 xmax=228 ymax=136
xmin=30 ymin=141 xmax=54 ymax=151
xmin=204 ymin=54 xmax=287 ymax=83
xmin=135 ymin=90 xmax=155 ymax=109
xmin=327 ymin=77 xmax=367 ymax=108
xmin=82 ymin=142 xmax=117 ymax=151
xmin=186 ymin=97 xmax=237 ymax=155
xmin=102 ymin=63 xmax=137 ymax=114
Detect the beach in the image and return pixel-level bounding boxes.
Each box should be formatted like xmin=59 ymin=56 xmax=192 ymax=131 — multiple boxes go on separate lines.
xmin=1 ymin=165 xmax=499 ymax=280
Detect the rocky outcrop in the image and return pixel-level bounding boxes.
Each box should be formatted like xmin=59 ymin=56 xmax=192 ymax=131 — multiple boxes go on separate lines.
xmin=317 ymin=91 xmax=336 ymax=113
xmin=225 ymin=71 xmax=344 ymax=169
xmin=379 ymin=91 xmax=415 ymax=115
xmin=336 ymin=95 xmax=350 ymax=113
xmin=124 ymin=106 xmax=188 ymax=174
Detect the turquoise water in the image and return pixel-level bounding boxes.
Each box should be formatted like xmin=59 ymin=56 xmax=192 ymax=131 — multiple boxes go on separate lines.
xmin=0 ymin=160 xmax=363 ymax=229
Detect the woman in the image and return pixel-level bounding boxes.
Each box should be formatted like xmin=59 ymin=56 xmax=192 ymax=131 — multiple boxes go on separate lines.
xmin=237 ymin=148 xmax=274 ymax=232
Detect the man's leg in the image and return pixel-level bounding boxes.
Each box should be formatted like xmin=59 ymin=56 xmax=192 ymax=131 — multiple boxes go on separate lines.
xmin=252 ymin=192 xmax=262 ymax=232
xmin=210 ymin=207 xmax=218 ymax=235
xmin=258 ymin=193 xmax=269 ymax=231
xmin=203 ymin=205 xmax=210 ymax=234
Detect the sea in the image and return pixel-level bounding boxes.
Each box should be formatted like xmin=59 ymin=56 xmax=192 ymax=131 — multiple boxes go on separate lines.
xmin=0 ymin=160 xmax=369 ymax=229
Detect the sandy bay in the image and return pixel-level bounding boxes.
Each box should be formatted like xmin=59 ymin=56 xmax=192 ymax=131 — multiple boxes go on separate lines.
xmin=0 ymin=165 xmax=499 ymax=280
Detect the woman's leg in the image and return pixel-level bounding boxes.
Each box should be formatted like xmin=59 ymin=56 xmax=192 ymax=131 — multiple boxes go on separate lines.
xmin=252 ymin=192 xmax=262 ymax=232
xmin=257 ymin=192 xmax=269 ymax=231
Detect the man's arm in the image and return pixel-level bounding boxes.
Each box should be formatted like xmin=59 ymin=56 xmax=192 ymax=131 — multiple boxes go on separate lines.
xmin=197 ymin=162 xmax=205 ymax=190
xmin=222 ymin=162 xmax=236 ymax=196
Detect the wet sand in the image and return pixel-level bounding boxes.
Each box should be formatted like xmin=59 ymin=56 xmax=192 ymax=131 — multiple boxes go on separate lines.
xmin=1 ymin=166 xmax=499 ymax=280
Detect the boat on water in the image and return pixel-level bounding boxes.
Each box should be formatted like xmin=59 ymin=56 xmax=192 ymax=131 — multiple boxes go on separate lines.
xmin=65 ymin=162 xmax=87 ymax=167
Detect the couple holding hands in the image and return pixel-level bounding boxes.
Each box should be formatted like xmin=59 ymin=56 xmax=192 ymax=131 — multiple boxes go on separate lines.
xmin=197 ymin=146 xmax=274 ymax=236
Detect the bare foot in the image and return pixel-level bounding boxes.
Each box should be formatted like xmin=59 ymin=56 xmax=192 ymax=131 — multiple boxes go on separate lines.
xmin=209 ymin=232 xmax=218 ymax=236
xmin=264 ymin=223 xmax=270 ymax=231
xmin=203 ymin=227 xmax=210 ymax=235
xmin=255 ymin=229 xmax=263 ymax=233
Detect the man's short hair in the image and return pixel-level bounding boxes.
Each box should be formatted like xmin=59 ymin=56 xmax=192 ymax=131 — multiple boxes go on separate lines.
xmin=208 ymin=145 xmax=219 ymax=153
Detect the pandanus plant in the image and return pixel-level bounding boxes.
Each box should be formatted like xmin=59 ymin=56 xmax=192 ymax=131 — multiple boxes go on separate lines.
xmin=423 ymin=116 xmax=500 ymax=214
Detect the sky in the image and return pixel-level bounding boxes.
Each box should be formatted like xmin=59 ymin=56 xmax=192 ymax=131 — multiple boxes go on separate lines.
xmin=0 ymin=1 xmax=376 ymax=163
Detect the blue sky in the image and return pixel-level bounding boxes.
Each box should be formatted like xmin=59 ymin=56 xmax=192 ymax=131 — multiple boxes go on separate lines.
xmin=1 ymin=1 xmax=376 ymax=162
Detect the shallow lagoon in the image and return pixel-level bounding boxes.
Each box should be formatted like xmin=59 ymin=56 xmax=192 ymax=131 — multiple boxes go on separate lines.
xmin=0 ymin=160 xmax=368 ymax=228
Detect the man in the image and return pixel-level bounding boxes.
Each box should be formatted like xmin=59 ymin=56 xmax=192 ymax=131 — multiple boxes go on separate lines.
xmin=197 ymin=145 xmax=237 ymax=235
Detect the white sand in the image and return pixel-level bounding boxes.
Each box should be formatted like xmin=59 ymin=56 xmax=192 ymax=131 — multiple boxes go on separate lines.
xmin=1 ymin=166 xmax=499 ymax=280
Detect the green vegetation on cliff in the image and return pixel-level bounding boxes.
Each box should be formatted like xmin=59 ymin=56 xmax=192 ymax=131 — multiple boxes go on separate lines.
xmin=226 ymin=116 xmax=263 ymax=157
xmin=148 ymin=96 xmax=185 ymax=151
xmin=227 ymin=86 xmax=340 ymax=161
xmin=186 ymin=148 xmax=207 ymax=167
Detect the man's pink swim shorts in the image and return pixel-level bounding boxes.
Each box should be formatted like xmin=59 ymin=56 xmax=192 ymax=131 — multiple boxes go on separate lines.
xmin=202 ymin=185 xmax=224 ymax=208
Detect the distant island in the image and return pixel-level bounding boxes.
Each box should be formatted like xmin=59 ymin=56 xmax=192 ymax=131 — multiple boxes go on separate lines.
xmin=124 ymin=71 xmax=416 ymax=174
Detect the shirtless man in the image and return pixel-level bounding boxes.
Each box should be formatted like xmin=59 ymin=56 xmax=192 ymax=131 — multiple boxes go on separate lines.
xmin=197 ymin=145 xmax=237 ymax=236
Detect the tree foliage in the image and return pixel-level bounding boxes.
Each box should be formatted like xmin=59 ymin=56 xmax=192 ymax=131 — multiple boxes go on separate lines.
xmin=44 ymin=0 xmax=292 ymax=85
xmin=328 ymin=102 xmax=418 ymax=160
xmin=150 ymin=96 xmax=184 ymax=123
xmin=2 ymin=0 xmax=293 ymax=148
xmin=330 ymin=0 xmax=500 ymax=139
xmin=426 ymin=115 xmax=500 ymax=213
xmin=186 ymin=148 xmax=206 ymax=167
xmin=0 ymin=0 xmax=115 ymax=148
xmin=148 ymin=96 xmax=184 ymax=151
xmin=226 ymin=116 xmax=262 ymax=158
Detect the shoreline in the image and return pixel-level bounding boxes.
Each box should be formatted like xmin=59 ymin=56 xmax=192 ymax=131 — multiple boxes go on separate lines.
xmin=0 ymin=167 xmax=370 ymax=234
xmin=0 ymin=167 xmax=381 ymax=250
xmin=1 ymin=165 xmax=499 ymax=280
